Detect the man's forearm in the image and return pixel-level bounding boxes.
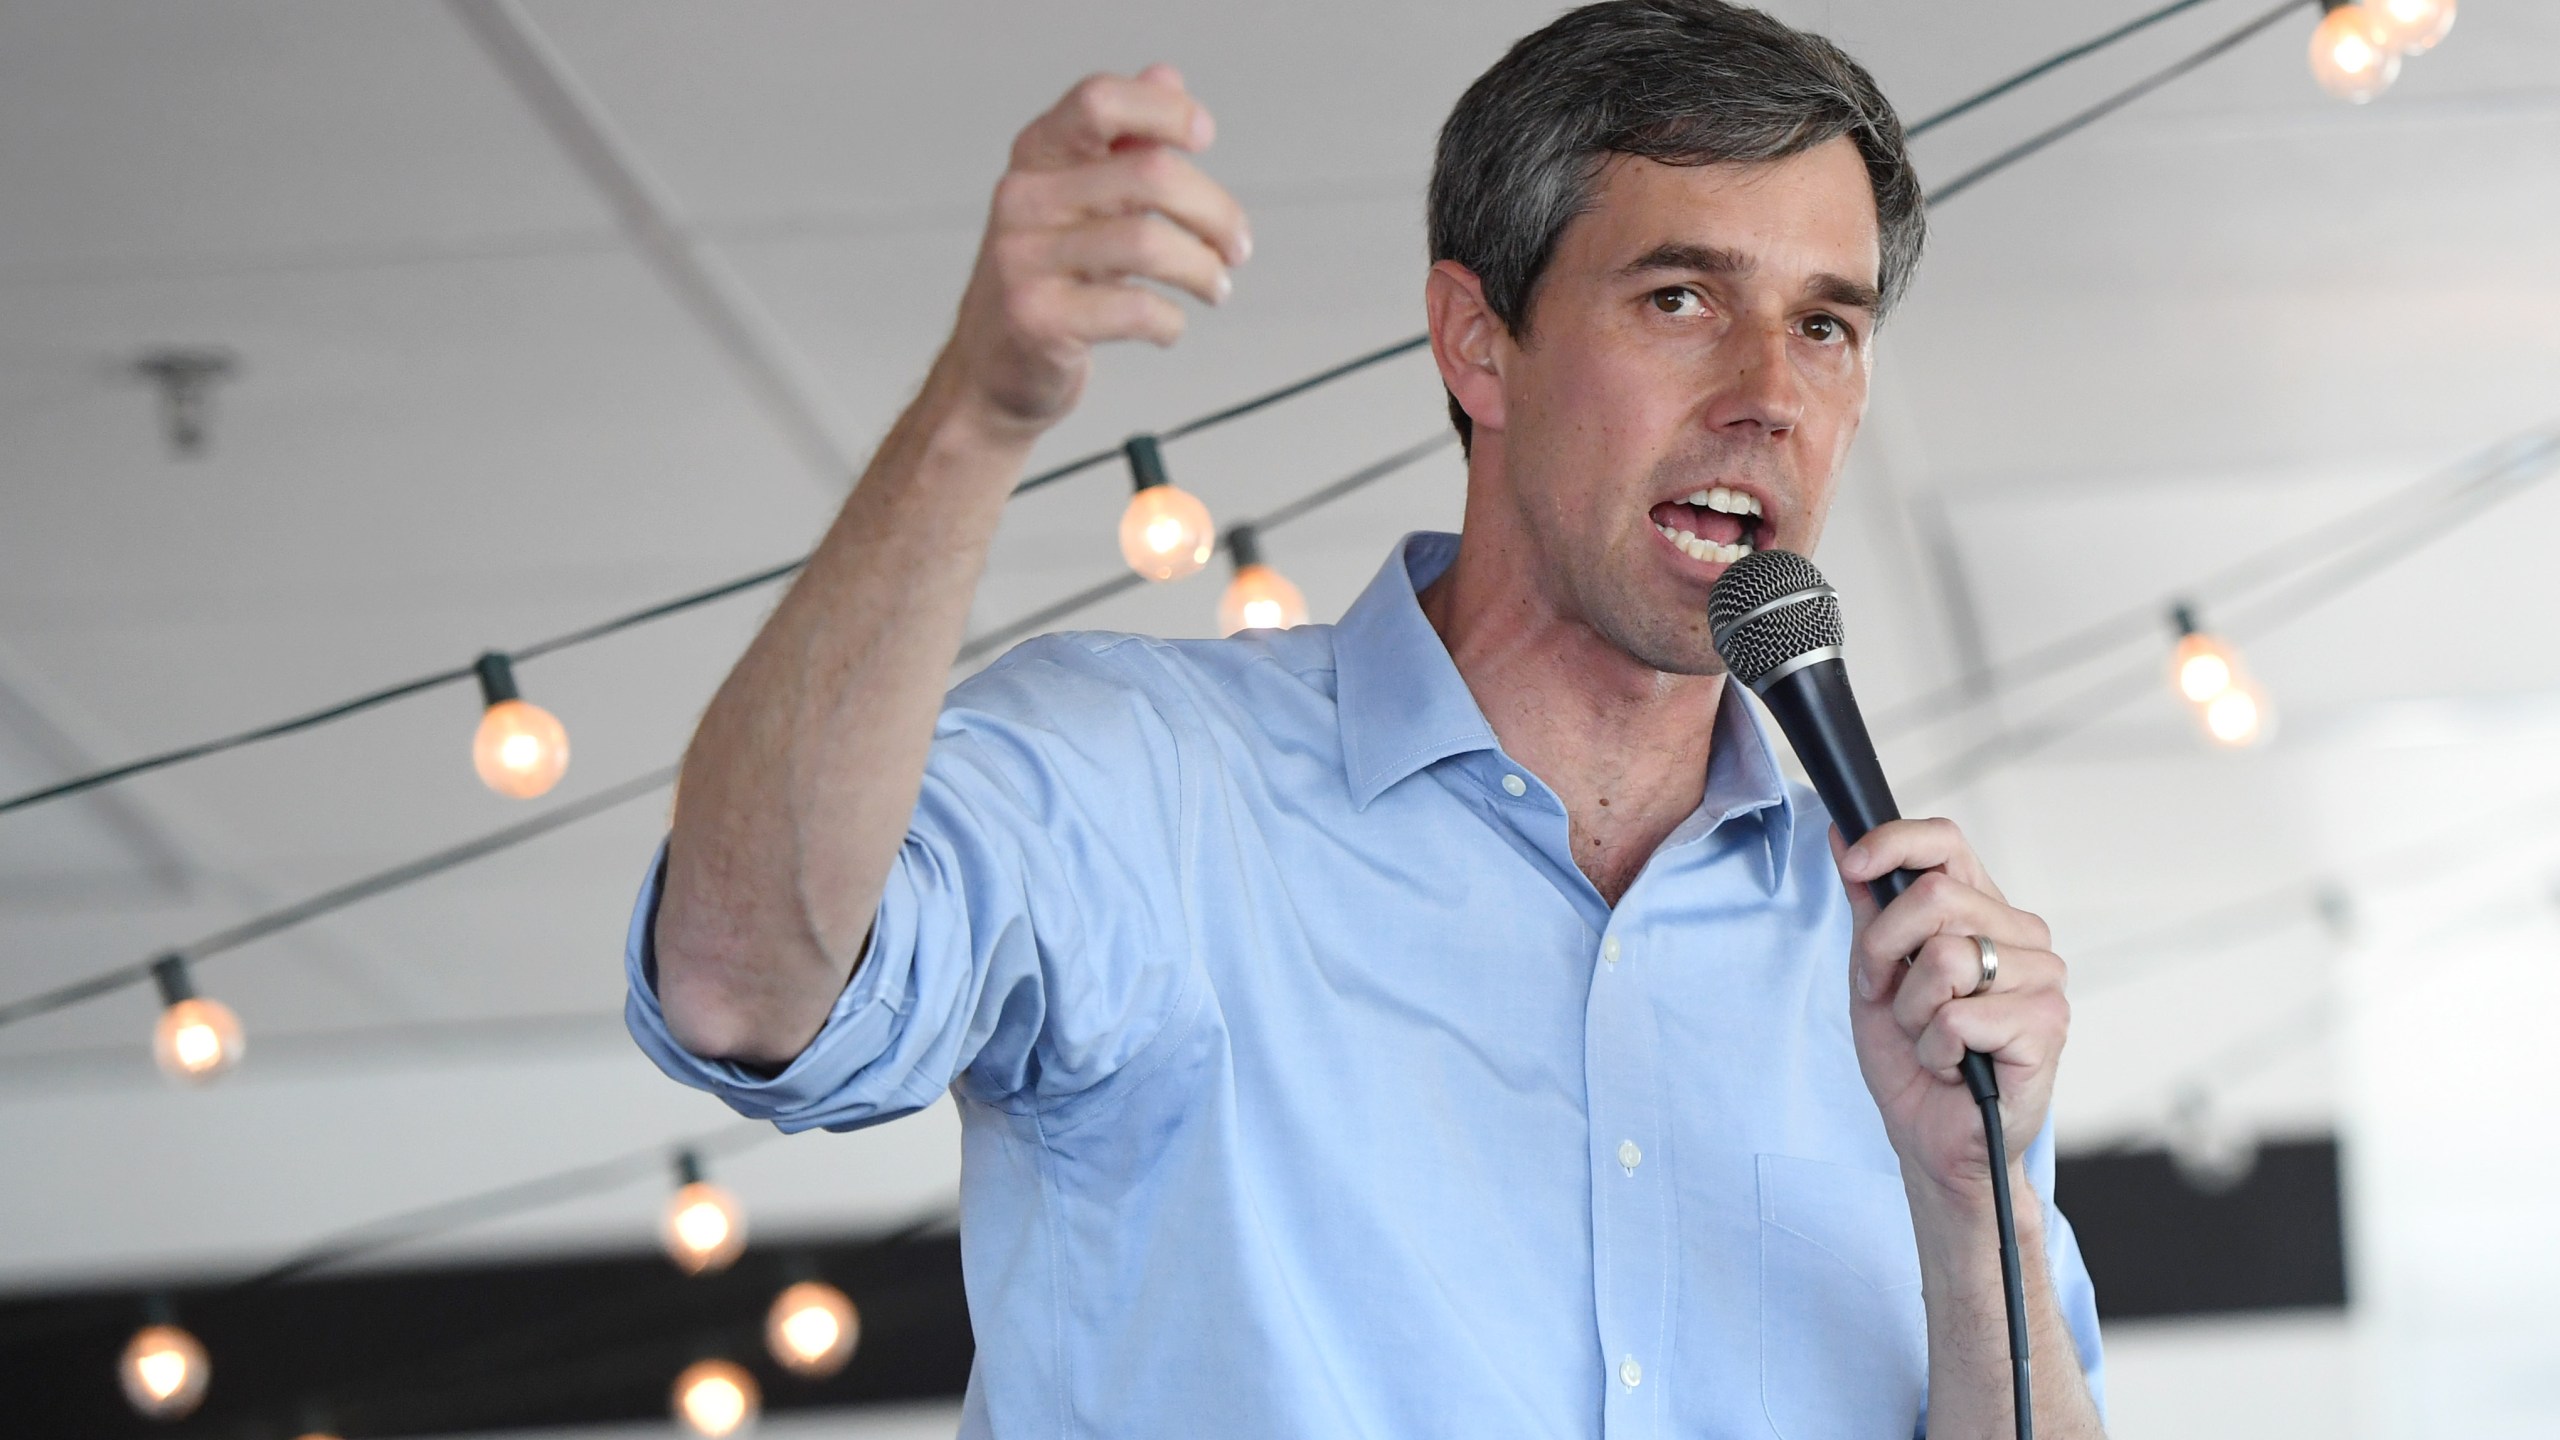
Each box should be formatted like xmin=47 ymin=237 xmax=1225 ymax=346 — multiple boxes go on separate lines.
xmin=653 ymin=357 xmax=1034 ymax=1065
xmin=1911 ymin=1165 xmax=2106 ymax=1440
xmin=643 ymin=68 xmax=1244 ymax=1069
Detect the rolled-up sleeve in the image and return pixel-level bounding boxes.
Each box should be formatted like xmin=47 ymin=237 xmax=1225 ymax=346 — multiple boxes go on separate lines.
xmin=624 ymin=633 xmax=1199 ymax=1133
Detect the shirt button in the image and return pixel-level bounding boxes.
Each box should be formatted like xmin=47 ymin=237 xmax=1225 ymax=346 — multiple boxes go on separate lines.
xmin=1620 ymin=1356 xmax=1643 ymax=1388
xmin=1501 ymin=773 xmax=1527 ymax=797
xmin=1600 ymin=936 xmax=1620 ymax=965
xmin=1618 ymin=1140 xmax=1642 ymax=1172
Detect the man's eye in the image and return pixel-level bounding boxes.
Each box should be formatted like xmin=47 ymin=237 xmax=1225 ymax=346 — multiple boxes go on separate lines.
xmin=1650 ymin=287 xmax=1704 ymax=316
xmin=1802 ymin=313 xmax=1849 ymax=343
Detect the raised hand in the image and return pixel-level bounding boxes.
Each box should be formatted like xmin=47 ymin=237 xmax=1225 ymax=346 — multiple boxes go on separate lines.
xmin=945 ymin=64 xmax=1252 ymax=434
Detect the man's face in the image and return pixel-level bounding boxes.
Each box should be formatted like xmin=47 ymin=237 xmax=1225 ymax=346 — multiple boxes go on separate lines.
xmin=1469 ymin=138 xmax=1882 ymax=675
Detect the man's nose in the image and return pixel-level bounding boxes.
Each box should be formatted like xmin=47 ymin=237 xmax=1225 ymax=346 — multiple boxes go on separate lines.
xmin=1703 ymin=322 xmax=1803 ymax=438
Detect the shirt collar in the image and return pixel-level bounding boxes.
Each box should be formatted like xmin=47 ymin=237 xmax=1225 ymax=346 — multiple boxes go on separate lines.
xmin=1331 ymin=532 xmax=1801 ymax=887
xmin=1333 ymin=533 xmax=1500 ymax=810
xmin=1689 ymin=676 xmax=1801 ymax=890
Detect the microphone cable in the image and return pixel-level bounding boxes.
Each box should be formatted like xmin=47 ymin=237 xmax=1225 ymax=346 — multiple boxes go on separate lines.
xmin=1966 ymin=1052 xmax=2034 ymax=1440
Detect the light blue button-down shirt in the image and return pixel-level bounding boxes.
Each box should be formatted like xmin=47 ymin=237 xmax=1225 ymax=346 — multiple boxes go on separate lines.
xmin=626 ymin=531 xmax=2103 ymax=1438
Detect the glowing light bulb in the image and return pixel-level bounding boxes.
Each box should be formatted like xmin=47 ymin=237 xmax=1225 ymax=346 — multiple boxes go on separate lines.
xmin=661 ymin=1151 xmax=747 ymax=1274
xmin=473 ymin=700 xmax=569 ymax=798
xmin=663 ymin=1182 xmax=745 ymax=1273
xmin=2310 ymin=2 xmax=2401 ymax=102
xmin=672 ymin=1358 xmax=759 ymax=1438
xmin=119 ymin=1323 xmax=209 ymax=1419
xmin=765 ymin=1280 xmax=860 ymax=1377
xmin=1119 ymin=484 xmax=1215 ymax=582
xmin=471 ymin=652 xmax=569 ymax=798
xmin=1216 ymin=525 xmax=1309 ymax=636
xmin=2202 ymin=683 xmax=2273 ymax=748
xmin=1218 ymin=564 xmax=1309 ymax=635
xmin=149 ymin=956 xmax=242 ymax=1084
xmin=2171 ymin=633 xmax=2237 ymax=704
xmin=2364 ymin=0 xmax=2454 ymax=55
xmin=1115 ymin=434 xmax=1214 ymax=582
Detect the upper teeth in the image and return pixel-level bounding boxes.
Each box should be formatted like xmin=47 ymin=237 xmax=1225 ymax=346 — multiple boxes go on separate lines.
xmin=1682 ymin=487 xmax=1762 ymax=517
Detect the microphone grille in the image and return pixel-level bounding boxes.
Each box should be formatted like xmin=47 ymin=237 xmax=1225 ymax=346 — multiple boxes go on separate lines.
xmin=1708 ymin=549 xmax=1845 ymax=685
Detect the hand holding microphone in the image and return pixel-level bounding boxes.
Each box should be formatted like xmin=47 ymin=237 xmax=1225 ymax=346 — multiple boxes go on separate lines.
xmin=1711 ymin=551 xmax=2072 ymax=1440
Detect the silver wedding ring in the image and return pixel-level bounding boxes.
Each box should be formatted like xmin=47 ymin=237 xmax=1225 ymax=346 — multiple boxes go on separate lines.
xmin=1969 ymin=934 xmax=1999 ymax=997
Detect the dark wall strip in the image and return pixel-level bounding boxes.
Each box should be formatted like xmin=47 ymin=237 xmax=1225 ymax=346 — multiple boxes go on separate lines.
xmin=2058 ymin=1135 xmax=2349 ymax=1320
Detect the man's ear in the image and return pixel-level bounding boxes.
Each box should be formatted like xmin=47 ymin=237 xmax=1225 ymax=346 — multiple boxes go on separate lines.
xmin=1426 ymin=260 xmax=1508 ymax=441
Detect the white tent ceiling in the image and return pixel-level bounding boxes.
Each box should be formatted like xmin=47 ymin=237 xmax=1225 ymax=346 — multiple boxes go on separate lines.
xmin=1 ymin=3 xmax=2556 ymax=1428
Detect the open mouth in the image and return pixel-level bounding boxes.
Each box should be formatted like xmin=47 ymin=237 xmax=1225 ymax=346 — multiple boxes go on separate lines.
xmin=1648 ymin=486 xmax=1762 ymax=565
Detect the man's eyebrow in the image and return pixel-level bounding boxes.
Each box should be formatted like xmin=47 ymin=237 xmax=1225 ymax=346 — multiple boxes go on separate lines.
xmin=1807 ymin=272 xmax=1883 ymax=313
xmin=1618 ymin=242 xmax=1752 ymax=278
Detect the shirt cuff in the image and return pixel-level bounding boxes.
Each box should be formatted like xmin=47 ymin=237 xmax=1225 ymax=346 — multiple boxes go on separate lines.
xmin=621 ymin=838 xmax=916 ymax=1130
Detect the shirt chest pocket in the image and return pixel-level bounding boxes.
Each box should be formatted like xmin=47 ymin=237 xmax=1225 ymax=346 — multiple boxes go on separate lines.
xmin=1756 ymin=1153 xmax=1928 ymax=1439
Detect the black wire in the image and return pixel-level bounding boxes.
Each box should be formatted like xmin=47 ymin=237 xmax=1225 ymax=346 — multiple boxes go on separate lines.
xmin=0 ymin=434 xmax=1461 ymax=1036
xmin=0 ymin=661 xmax=481 ymax=817
xmin=1980 ymin=1093 xmax=2035 ymax=1440
xmin=1158 ymin=334 xmax=1432 ymax=443
xmin=1906 ymin=0 xmax=2228 ymax=137
xmin=1925 ymin=0 xmax=2316 ymax=206
xmin=0 ymin=764 xmax=679 ymax=1031
xmin=240 ymin=1121 xmax=772 ymax=1287
xmin=511 ymin=557 xmax=808 ymax=662
xmin=0 ymin=335 xmax=1435 ymax=819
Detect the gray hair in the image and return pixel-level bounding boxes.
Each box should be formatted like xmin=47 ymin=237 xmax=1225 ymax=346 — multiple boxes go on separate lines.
xmin=1428 ymin=0 xmax=1923 ymax=449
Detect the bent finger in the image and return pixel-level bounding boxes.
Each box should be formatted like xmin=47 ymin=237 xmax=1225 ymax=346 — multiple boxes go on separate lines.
xmin=1048 ymin=213 xmax=1232 ymax=306
xmin=1018 ymin=70 xmax=1211 ymax=169
xmin=1912 ymin=989 xmax=2071 ymax=1082
xmin=1856 ymin=871 xmax=2048 ymax=987
xmin=1052 ymin=279 xmax=1189 ymax=348
xmin=1837 ymin=816 xmax=1999 ymax=899
xmin=1892 ymin=936 xmax=2064 ymax=1039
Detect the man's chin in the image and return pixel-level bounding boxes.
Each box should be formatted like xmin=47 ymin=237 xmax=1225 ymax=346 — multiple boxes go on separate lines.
xmin=1602 ymin=616 xmax=1729 ymax=681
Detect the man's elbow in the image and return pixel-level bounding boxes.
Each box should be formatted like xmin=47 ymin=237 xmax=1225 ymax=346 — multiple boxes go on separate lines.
xmin=653 ymin=908 xmax=821 ymax=1068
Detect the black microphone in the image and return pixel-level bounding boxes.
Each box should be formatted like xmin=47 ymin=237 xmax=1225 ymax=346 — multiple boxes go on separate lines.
xmin=1708 ymin=548 xmax=2033 ymax=1440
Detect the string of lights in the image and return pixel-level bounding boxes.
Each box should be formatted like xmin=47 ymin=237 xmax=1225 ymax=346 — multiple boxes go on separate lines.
xmin=1901 ymin=428 xmax=2558 ymax=796
xmin=1872 ymin=428 xmax=2560 ymax=738
xmin=7 ymin=412 xmax=2535 ymax=1061
xmin=0 ymin=336 xmax=1432 ymax=819
xmin=0 ymin=0 xmax=2405 ymax=823
xmin=0 ymin=432 xmax=1456 ymax=1045
xmin=98 ymin=1128 xmax=959 ymax=1436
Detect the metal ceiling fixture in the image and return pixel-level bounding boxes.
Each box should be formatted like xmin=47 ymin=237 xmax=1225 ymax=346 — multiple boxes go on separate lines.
xmin=130 ymin=346 xmax=239 ymax=458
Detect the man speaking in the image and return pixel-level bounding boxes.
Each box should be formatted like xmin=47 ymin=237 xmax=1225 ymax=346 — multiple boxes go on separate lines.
xmin=625 ymin=2 xmax=2106 ymax=1434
